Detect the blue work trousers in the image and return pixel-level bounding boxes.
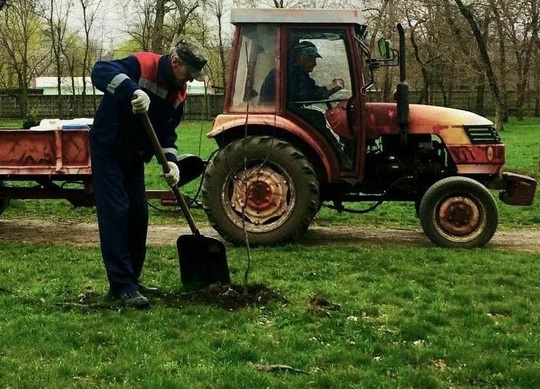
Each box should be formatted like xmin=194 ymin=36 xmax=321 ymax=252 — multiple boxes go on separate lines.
xmin=90 ymin=136 xmax=149 ymax=297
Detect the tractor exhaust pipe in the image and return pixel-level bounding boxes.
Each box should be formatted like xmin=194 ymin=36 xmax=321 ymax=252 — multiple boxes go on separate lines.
xmin=395 ymin=23 xmax=409 ymax=147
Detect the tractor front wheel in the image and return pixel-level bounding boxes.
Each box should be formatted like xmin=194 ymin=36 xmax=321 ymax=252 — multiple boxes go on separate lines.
xmin=419 ymin=176 xmax=498 ymax=248
xmin=202 ymin=136 xmax=320 ymax=246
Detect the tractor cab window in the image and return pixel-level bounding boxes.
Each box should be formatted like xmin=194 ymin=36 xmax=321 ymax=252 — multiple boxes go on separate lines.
xmin=286 ymin=30 xmax=355 ymax=170
xmin=230 ymin=24 xmax=278 ymax=111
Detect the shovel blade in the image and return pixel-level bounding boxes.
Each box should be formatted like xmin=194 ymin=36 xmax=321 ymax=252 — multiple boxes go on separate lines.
xmin=177 ymin=234 xmax=230 ymax=289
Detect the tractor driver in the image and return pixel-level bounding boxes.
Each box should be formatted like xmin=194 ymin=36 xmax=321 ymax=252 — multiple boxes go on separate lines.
xmin=285 ymin=41 xmax=350 ymax=168
xmin=259 ymin=41 xmax=344 ymax=104
xmin=288 ymin=41 xmax=345 ymax=102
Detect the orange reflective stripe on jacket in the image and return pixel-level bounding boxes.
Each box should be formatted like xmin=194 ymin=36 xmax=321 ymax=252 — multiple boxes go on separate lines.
xmin=132 ymin=52 xmax=187 ymax=109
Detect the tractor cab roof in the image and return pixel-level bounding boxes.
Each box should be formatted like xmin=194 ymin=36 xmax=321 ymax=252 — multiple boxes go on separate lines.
xmin=230 ymin=8 xmax=367 ymax=28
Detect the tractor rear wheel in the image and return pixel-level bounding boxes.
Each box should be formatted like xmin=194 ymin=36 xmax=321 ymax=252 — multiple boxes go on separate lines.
xmin=202 ymin=136 xmax=320 ymax=246
xmin=419 ymin=176 xmax=498 ymax=248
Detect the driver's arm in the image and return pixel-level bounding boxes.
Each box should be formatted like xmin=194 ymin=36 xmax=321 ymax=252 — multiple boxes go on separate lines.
xmin=291 ymin=71 xmax=344 ymax=101
xmin=310 ymin=77 xmax=345 ymax=100
xmin=325 ymin=78 xmax=345 ymax=96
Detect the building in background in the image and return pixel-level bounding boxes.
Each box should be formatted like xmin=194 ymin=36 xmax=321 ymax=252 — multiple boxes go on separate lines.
xmin=33 ymin=77 xmax=215 ymax=96
xmin=33 ymin=77 xmax=102 ymax=96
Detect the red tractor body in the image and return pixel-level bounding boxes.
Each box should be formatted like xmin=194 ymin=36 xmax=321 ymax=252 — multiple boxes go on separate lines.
xmin=201 ymin=8 xmax=536 ymax=248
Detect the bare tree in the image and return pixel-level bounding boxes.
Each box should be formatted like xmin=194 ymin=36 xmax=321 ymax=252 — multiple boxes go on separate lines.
xmin=126 ymin=0 xmax=203 ymax=53
xmin=497 ymin=0 xmax=539 ymax=120
xmin=76 ymin=0 xmax=102 ymax=116
xmin=43 ymin=0 xmax=72 ymax=116
xmin=489 ymin=1 xmax=509 ymax=122
xmin=438 ymin=1 xmax=485 ymax=113
xmin=151 ymin=0 xmax=170 ymax=52
xmin=150 ymin=0 xmax=164 ymax=51
xmin=0 ymin=0 xmax=49 ymax=117
xmin=206 ymin=0 xmax=228 ymax=89
xmin=365 ymin=0 xmax=398 ymax=101
xmin=169 ymin=0 xmax=203 ymax=47
xmin=123 ymin=0 xmax=156 ymax=51
xmin=453 ymin=0 xmax=504 ymax=131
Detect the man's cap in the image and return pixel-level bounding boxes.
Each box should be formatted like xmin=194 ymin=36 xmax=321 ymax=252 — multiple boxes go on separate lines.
xmin=294 ymin=41 xmax=322 ymax=58
xmin=173 ymin=39 xmax=208 ymax=81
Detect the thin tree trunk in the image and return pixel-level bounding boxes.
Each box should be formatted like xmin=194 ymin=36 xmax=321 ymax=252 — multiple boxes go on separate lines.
xmin=491 ymin=3 xmax=508 ymax=122
xmin=454 ymin=0 xmax=504 ymax=131
xmin=409 ymin=23 xmax=429 ymax=104
xmin=151 ymin=0 xmax=166 ymax=53
xmin=475 ymin=82 xmax=485 ymax=115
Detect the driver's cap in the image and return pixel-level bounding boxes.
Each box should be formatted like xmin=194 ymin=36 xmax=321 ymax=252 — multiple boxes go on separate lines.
xmin=294 ymin=41 xmax=322 ymax=58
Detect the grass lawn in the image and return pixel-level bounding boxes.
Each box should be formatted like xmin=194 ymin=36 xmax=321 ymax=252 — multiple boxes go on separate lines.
xmin=1 ymin=242 xmax=539 ymax=388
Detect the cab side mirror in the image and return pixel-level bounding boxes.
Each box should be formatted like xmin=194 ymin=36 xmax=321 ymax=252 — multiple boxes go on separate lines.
xmin=368 ymin=36 xmax=398 ymax=71
xmin=378 ymin=38 xmax=392 ymax=59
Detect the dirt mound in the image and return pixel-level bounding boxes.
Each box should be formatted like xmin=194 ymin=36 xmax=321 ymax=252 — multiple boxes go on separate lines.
xmin=55 ymin=283 xmax=285 ymax=312
xmin=162 ymin=283 xmax=286 ymax=310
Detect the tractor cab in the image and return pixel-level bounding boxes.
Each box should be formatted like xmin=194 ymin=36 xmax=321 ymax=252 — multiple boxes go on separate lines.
xmin=211 ymin=8 xmax=370 ymax=178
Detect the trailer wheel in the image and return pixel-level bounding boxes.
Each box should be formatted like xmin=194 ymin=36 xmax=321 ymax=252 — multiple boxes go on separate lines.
xmin=0 ymin=181 xmax=10 ymax=216
xmin=419 ymin=176 xmax=498 ymax=248
xmin=202 ymin=136 xmax=320 ymax=246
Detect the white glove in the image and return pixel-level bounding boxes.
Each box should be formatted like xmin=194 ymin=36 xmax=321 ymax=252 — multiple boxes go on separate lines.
xmin=132 ymin=90 xmax=150 ymax=114
xmin=162 ymin=161 xmax=180 ymax=186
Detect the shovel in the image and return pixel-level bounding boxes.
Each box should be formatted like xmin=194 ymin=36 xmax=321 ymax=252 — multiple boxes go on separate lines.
xmin=140 ymin=112 xmax=230 ymax=289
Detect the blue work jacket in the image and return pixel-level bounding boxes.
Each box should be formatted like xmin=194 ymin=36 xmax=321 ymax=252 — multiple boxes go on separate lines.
xmin=91 ymin=53 xmax=186 ymax=162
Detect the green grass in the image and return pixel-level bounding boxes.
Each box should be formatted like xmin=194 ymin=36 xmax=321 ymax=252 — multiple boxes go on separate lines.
xmin=0 ymin=118 xmax=25 ymax=128
xmin=501 ymin=117 xmax=540 ymax=176
xmin=1 ymin=242 xmax=539 ymax=387
xmin=1 ymin=117 xmax=539 ymax=230
xmin=496 ymin=117 xmax=540 ymax=228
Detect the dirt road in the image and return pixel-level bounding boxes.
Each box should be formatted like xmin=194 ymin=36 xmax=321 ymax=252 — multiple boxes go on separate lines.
xmin=0 ymin=219 xmax=538 ymax=252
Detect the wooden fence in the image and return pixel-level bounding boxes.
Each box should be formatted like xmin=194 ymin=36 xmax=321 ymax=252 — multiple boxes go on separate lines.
xmin=0 ymin=90 xmax=538 ymax=120
xmin=366 ymin=90 xmax=540 ymax=117
xmin=0 ymin=94 xmax=226 ymax=121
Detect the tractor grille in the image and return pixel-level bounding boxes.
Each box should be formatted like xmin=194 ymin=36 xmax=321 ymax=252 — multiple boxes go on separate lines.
xmin=464 ymin=126 xmax=502 ymax=144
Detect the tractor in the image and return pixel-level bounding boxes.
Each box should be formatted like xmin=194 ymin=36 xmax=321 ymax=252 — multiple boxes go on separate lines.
xmin=201 ymin=8 xmax=536 ymax=248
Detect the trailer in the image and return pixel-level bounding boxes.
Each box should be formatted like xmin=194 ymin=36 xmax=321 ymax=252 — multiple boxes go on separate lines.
xmin=0 ymin=119 xmax=176 ymax=215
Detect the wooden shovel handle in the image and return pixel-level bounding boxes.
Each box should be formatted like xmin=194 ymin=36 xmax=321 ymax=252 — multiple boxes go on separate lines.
xmin=139 ymin=112 xmax=200 ymax=235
